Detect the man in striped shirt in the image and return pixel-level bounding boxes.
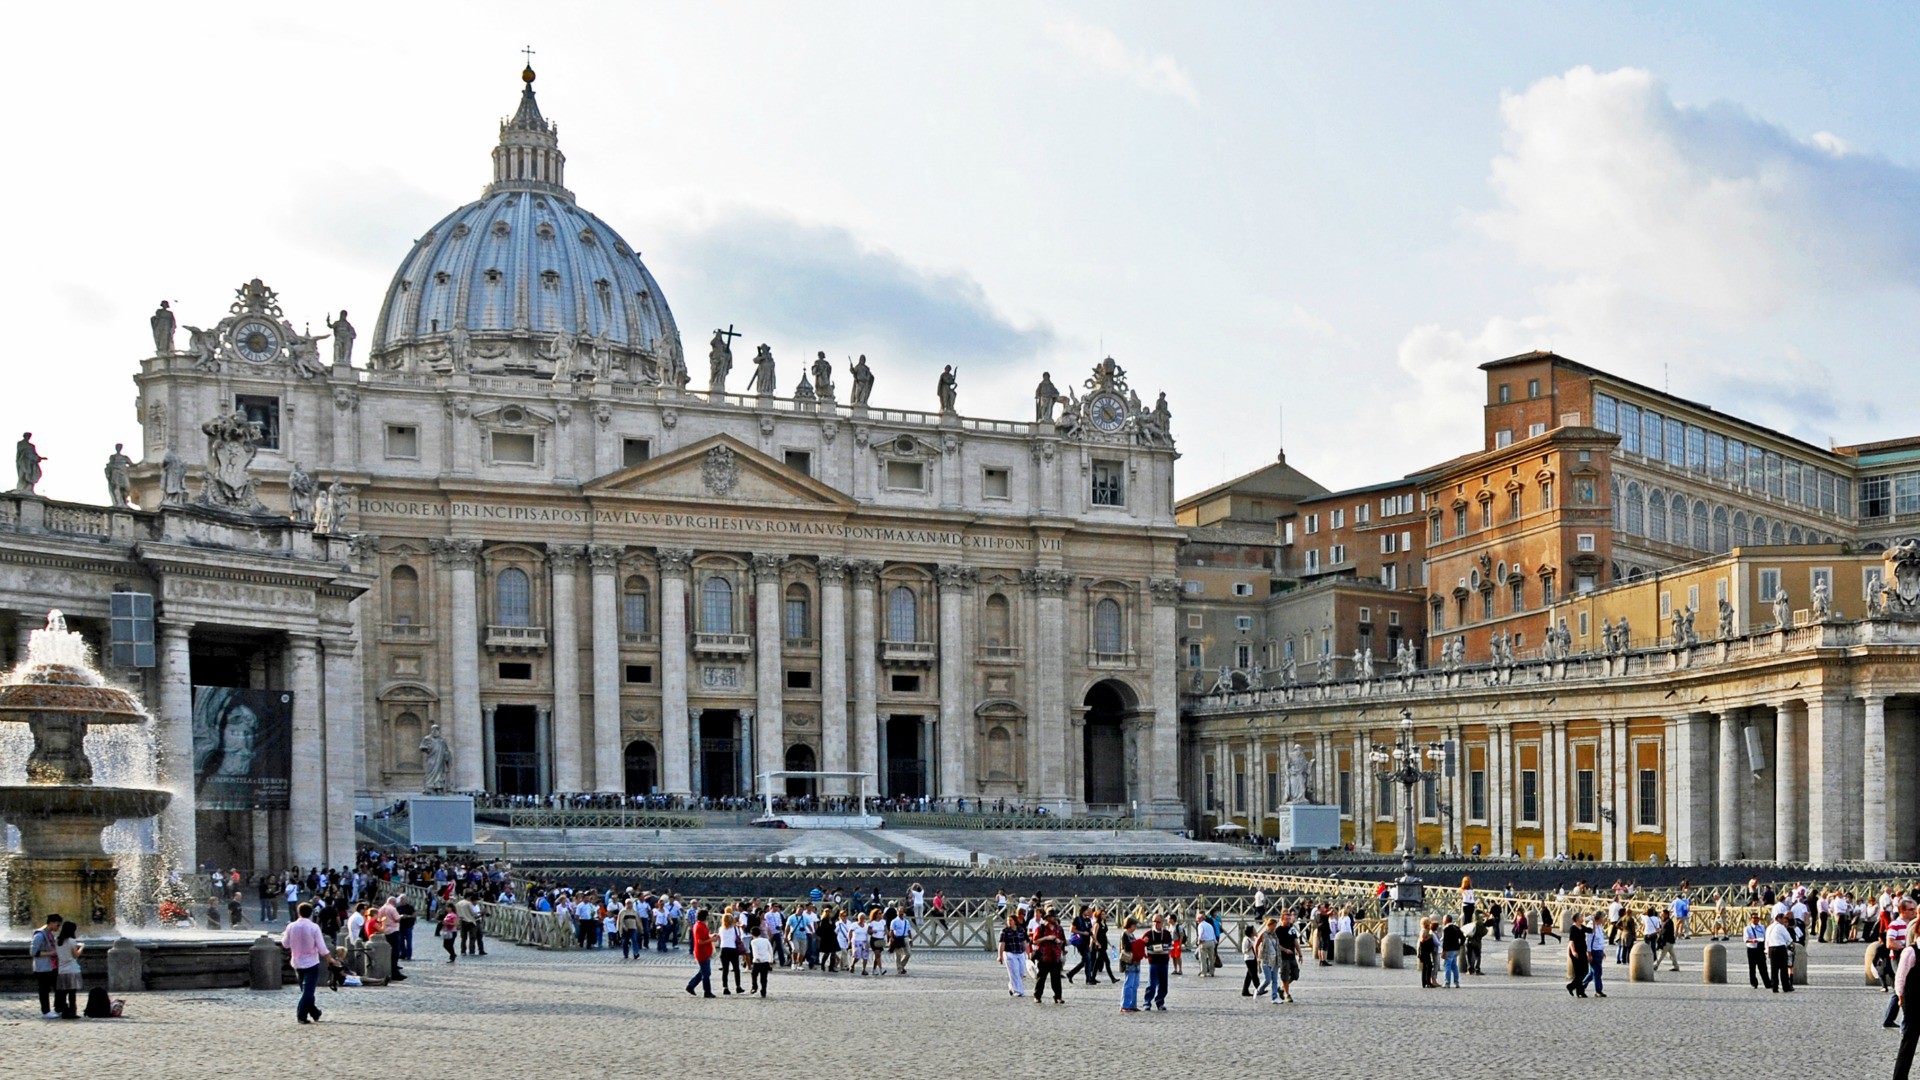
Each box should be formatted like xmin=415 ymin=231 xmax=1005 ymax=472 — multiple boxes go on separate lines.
xmin=1886 ymin=899 xmax=1915 ymax=1028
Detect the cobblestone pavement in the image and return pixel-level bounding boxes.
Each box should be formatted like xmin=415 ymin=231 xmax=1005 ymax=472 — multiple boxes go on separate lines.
xmin=1 ymin=937 xmax=1894 ymax=1078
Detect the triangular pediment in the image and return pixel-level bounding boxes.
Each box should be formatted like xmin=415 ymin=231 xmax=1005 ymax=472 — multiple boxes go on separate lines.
xmin=584 ymin=433 xmax=855 ymax=508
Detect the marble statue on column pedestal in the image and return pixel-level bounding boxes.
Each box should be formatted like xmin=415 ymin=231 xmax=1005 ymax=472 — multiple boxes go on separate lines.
xmin=1284 ymin=743 xmax=1313 ymax=803
xmin=1034 ymin=372 xmax=1059 ymax=422
xmin=104 ymin=443 xmax=133 ymax=508
xmin=419 ymin=724 xmax=452 ymax=794
xmin=14 ymin=432 xmax=45 ymax=494
xmin=161 ymin=446 xmax=189 ymax=506
xmin=849 ymin=355 xmax=875 ymax=406
xmin=811 ymin=352 xmax=835 ymax=400
xmin=1718 ymin=598 xmax=1737 ymax=639
xmin=150 ymin=301 xmax=175 ymax=355
xmin=935 ymin=365 xmax=958 ymax=413
xmin=1811 ymin=580 xmax=1831 ymax=621
xmin=1773 ymin=590 xmax=1793 ymax=631
xmin=748 ymin=345 xmax=777 ymax=395
xmin=325 ymin=310 xmax=356 ymax=367
xmin=287 ymin=462 xmax=316 ymax=524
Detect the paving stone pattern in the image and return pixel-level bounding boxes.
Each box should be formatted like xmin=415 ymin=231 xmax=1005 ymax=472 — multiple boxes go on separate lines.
xmin=0 ymin=937 xmax=1893 ymax=1077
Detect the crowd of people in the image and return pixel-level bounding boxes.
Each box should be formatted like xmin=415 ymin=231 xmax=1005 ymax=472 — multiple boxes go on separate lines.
xmin=459 ymin=791 xmax=1066 ymax=816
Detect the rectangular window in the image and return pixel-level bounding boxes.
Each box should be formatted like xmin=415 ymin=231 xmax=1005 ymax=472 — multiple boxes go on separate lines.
xmin=1482 ymin=590 xmax=1494 ymax=619
xmin=497 ymin=661 xmax=532 ymax=680
xmin=235 ymin=394 xmax=281 ymax=451
xmin=1205 ymin=766 xmax=1217 ymax=812
xmin=1897 ymin=473 xmax=1920 ymax=515
xmin=1707 ymin=433 xmax=1725 ymax=478
xmin=1618 ymin=403 xmax=1641 ymax=452
xmin=1510 ymin=579 xmax=1524 ymax=612
xmin=1759 ymin=568 xmax=1781 ymax=602
xmin=1305 ymin=513 xmax=1319 ymax=534
xmin=108 ymin=591 xmax=155 ymax=668
xmin=1686 ymin=425 xmax=1706 ymax=471
xmin=1766 ymin=452 xmax=1783 ymax=497
xmin=1785 ymin=459 xmax=1802 ymax=503
xmin=1687 ymin=584 xmax=1700 ymax=612
xmin=624 ymin=664 xmax=653 ymax=684
xmin=785 ymin=598 xmax=809 ymax=641
xmin=1660 ymin=591 xmax=1672 ymax=618
xmin=1643 ymin=409 xmax=1663 ymax=459
xmin=1233 ymin=582 xmax=1254 ymax=596
xmin=1421 ymin=776 xmax=1439 ymax=820
xmin=1332 ymin=508 xmax=1346 ymax=528
xmin=1578 ymin=611 xmax=1589 ymax=636
xmin=1497 ymin=383 xmax=1511 ymax=403
xmin=1819 ymin=470 xmax=1836 ymax=513
xmin=622 ymin=438 xmax=652 ymax=467
xmin=1494 ymin=429 xmax=1513 ymax=449
xmin=785 ymin=670 xmax=813 ymax=689
xmin=1469 ymin=768 xmax=1487 ymax=823
xmin=1377 ymin=775 xmax=1395 ymax=819
xmin=1186 ymin=641 xmax=1202 ymax=667
xmin=1233 ymin=759 xmax=1246 ymax=814
xmin=1330 ymin=544 xmax=1346 ymax=564
xmin=1266 ymin=768 xmax=1279 ymax=814
xmin=1521 ymin=769 xmax=1539 ymax=825
xmin=1480 ymin=501 xmax=1492 ymax=529
xmin=1528 ymin=422 xmax=1546 ymax=438
xmin=1304 ymin=549 xmax=1320 ymax=573
xmin=982 ymin=467 xmax=1010 ymax=499
xmin=1236 ymin=643 xmax=1252 ymax=668
xmin=386 ymin=425 xmax=419 ymax=459
xmin=1234 ymin=615 xmax=1254 ymax=631
xmin=889 ymin=673 xmax=921 ymax=693
xmin=1577 ymin=533 xmax=1595 ymax=552
xmin=1338 ymin=769 xmax=1353 ymax=816
xmin=885 ymin=460 xmax=926 ymax=491
xmin=1454 ymin=506 xmax=1468 ymax=536
xmin=1862 ymin=476 xmax=1891 ymax=517
xmin=1542 ymin=575 xmax=1556 ymax=606
xmin=1576 ymin=768 xmax=1595 ymax=825
xmin=1356 ymin=504 xmax=1371 ymax=524
xmin=1091 ymin=460 xmax=1125 ymax=506
xmin=783 ymin=449 xmax=813 ymax=476
xmin=1528 ymin=378 xmax=1541 ymax=399
xmin=1381 ymin=563 xmax=1398 ymax=589
xmin=1665 ymin=418 xmax=1685 ymax=466
xmin=1510 ymin=490 xmax=1523 ymax=519
xmin=1728 ymin=439 xmax=1747 ymax=486
xmin=1594 ymin=393 xmax=1617 ymax=432
xmin=491 ymin=431 xmax=536 ymax=464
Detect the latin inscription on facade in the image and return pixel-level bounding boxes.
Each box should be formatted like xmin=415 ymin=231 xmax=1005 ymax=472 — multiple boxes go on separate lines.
xmin=163 ymin=577 xmax=316 ymax=612
xmin=358 ymin=499 xmax=1062 ymax=551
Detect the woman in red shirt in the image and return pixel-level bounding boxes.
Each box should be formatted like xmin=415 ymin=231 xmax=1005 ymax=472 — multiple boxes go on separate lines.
xmin=685 ymin=909 xmax=715 ymax=998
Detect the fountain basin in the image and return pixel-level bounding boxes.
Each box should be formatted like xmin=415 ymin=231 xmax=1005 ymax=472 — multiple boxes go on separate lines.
xmin=0 ymin=785 xmax=171 ymax=854
xmin=0 ymin=934 xmax=290 ymax=992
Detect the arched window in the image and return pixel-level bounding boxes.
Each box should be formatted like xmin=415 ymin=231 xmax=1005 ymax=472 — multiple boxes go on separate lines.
xmin=1624 ymin=482 xmax=1644 ymax=536
xmin=1610 ymin=479 xmax=1623 ymax=530
xmin=702 ymin=575 xmax=734 ymax=634
xmin=887 ymin=585 xmax=918 ymax=642
xmin=1094 ymin=598 xmax=1124 ymax=654
xmin=621 ymin=576 xmax=650 ymax=636
xmin=784 ymin=583 xmax=811 ymax=642
xmin=1752 ymin=516 xmax=1768 ymax=545
xmin=1712 ymin=507 xmax=1730 ymax=553
xmin=1733 ymin=512 xmax=1750 ymax=547
xmin=1770 ymin=522 xmax=1786 ymax=544
xmin=1692 ymin=502 xmax=1708 ymax=550
xmin=495 ymin=567 xmax=531 ymax=626
xmin=1788 ymin=526 xmax=1804 ymax=544
xmin=984 ymin=593 xmax=1012 ymax=648
xmin=1670 ymin=494 xmax=1689 ymax=546
xmin=389 ymin=565 xmax=420 ymax=625
xmin=1647 ymin=489 xmax=1667 ymax=540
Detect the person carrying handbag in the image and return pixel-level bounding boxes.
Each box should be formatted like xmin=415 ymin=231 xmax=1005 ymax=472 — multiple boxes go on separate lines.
xmin=439 ymin=908 xmax=459 ymax=963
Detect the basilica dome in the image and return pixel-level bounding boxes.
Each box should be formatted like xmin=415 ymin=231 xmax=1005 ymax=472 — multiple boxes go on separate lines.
xmin=370 ymin=67 xmax=683 ymax=382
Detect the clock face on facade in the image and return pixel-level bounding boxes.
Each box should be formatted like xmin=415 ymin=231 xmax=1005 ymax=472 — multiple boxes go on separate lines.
xmin=232 ymin=319 xmax=282 ymax=363
xmin=1090 ymin=392 xmax=1128 ymax=432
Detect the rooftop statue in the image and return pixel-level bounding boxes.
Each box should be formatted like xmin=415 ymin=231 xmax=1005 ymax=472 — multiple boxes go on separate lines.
xmin=150 ymin=301 xmax=175 ymax=355
xmin=748 ymin=344 xmax=778 ymax=395
xmin=849 ymin=355 xmax=874 ymax=406
xmin=936 ymin=365 xmax=958 ymax=412
xmin=811 ymin=351 xmax=835 ymax=400
xmin=104 ymin=443 xmax=133 ymax=509
xmin=14 ymin=432 xmax=45 ymax=495
xmin=325 ymin=310 xmax=356 ymax=367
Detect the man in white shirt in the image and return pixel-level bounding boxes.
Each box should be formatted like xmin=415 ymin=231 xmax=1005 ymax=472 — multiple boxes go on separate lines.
xmin=1765 ymin=913 xmax=1795 ymax=992
xmin=1743 ymin=912 xmax=1773 ymax=989
xmin=889 ymin=910 xmax=914 ymax=974
xmin=1196 ymin=914 xmax=1219 ymax=977
xmin=748 ymin=927 xmax=775 ymax=997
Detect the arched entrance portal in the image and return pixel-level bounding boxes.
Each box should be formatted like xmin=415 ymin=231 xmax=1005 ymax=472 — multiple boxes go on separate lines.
xmin=624 ymin=740 xmax=657 ymax=795
xmin=1082 ymin=680 xmax=1134 ymax=809
xmin=784 ymin=744 xmax=817 ymax=797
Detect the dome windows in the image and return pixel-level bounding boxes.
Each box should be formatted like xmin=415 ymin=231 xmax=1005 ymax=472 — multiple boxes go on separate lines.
xmin=579 ymin=229 xmax=596 ymax=246
xmin=540 ymin=269 xmax=561 ymax=289
xmin=491 ymin=220 xmax=511 ymax=237
xmin=451 ymin=223 xmax=469 ymax=239
xmin=483 ymin=268 xmax=503 ymax=285
xmin=536 ymin=222 xmax=555 ymax=240
xmin=434 ymin=271 xmax=451 ymax=286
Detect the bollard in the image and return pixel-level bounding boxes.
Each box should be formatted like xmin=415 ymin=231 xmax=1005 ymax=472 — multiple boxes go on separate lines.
xmin=1792 ymin=944 xmax=1809 ymax=986
xmin=1381 ymin=933 xmax=1404 ymax=969
xmin=1354 ymin=932 xmax=1378 ymax=968
xmin=1629 ymin=940 xmax=1656 ymax=982
xmin=368 ymin=936 xmax=393 ymax=982
xmin=1702 ymin=942 xmax=1726 ymax=984
xmin=1507 ymin=936 xmax=1531 ymax=976
xmin=1868 ymin=943 xmax=1885 ymax=987
xmin=1333 ymin=930 xmax=1356 ymax=965
xmin=107 ymin=938 xmax=144 ymax=993
xmin=344 ymin=939 xmax=367 ymax=977
xmin=249 ymin=935 xmax=285 ymax=991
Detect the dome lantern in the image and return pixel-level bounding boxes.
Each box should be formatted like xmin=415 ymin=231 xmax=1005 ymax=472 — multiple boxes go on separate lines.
xmin=491 ymin=64 xmax=569 ymax=199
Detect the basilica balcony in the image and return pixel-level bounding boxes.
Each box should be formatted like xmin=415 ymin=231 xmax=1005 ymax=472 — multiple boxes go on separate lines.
xmin=692 ymin=632 xmax=753 ymax=657
xmin=980 ymin=644 xmax=1021 ymax=663
xmin=881 ymin=640 xmax=936 ymax=666
xmin=621 ymin=631 xmax=657 ymax=647
xmin=485 ymin=624 xmax=548 ymax=653
xmin=1088 ymin=649 xmax=1137 ymax=669
xmin=381 ymin=622 xmax=435 ymax=643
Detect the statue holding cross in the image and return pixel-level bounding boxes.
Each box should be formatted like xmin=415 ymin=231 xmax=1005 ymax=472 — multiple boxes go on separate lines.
xmin=708 ymin=324 xmax=738 ymax=395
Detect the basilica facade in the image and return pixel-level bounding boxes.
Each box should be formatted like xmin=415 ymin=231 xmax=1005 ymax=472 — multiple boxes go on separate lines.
xmin=50 ymin=66 xmax=1185 ymax=871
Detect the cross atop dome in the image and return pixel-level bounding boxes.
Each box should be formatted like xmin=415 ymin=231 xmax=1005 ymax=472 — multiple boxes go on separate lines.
xmin=491 ymin=54 xmax=569 ymax=198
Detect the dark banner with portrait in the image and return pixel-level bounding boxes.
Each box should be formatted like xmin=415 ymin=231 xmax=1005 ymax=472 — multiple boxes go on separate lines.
xmin=191 ymin=686 xmax=293 ymax=810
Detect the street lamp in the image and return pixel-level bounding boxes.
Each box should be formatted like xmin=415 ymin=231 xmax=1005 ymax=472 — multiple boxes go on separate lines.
xmin=1369 ymin=708 xmax=1446 ymax=909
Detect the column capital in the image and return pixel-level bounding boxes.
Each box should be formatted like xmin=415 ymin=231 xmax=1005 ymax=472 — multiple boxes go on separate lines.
xmin=286 ymin=632 xmax=320 ymax=652
xmin=656 ymin=547 xmax=695 ymax=577
xmin=346 ymin=533 xmax=380 ymax=565
xmin=1148 ymin=576 xmax=1185 ymax=604
xmin=848 ymin=559 xmax=883 ymax=587
xmin=546 ymin=543 xmax=587 ymax=574
xmin=430 ymin=537 xmax=482 ymax=569
xmin=817 ymin=555 xmax=849 ymax=585
xmin=588 ymin=543 xmax=624 ymax=573
xmin=936 ymin=563 xmax=976 ymax=592
xmin=1020 ymin=567 xmax=1070 ymax=597
xmin=320 ymin=635 xmax=356 ymax=656
xmin=751 ymin=551 xmax=788 ymax=579
xmin=158 ymin=618 xmax=196 ymax=637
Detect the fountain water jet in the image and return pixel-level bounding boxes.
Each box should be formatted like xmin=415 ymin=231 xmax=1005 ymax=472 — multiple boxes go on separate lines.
xmin=0 ymin=612 xmax=170 ymax=930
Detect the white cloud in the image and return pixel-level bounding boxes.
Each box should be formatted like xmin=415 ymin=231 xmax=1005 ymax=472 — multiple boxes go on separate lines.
xmin=1388 ymin=65 xmax=1920 ymax=454
xmin=1042 ymin=16 xmax=1199 ymax=105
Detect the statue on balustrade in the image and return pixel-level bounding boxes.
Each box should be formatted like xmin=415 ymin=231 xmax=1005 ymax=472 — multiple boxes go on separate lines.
xmin=104 ymin=443 xmax=133 ymax=509
xmin=849 ymin=355 xmax=875 ymax=406
xmin=1773 ymin=589 xmax=1793 ymax=631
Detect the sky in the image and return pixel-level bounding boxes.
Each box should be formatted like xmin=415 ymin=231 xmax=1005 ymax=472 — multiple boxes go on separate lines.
xmin=6 ymin=1 xmax=1920 ymax=505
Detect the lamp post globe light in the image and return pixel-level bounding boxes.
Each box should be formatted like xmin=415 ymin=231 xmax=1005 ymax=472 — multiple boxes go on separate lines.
xmin=1369 ymin=708 xmax=1446 ymax=910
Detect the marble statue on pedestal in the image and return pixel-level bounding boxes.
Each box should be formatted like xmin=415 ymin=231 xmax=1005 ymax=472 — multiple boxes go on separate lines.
xmin=14 ymin=433 xmax=45 ymax=494
xmin=184 ymin=325 xmax=221 ymax=371
xmin=1034 ymin=372 xmax=1059 ymax=422
xmin=287 ymin=463 xmax=316 ymax=523
xmin=1284 ymin=743 xmax=1313 ymax=804
xmin=708 ymin=328 xmax=736 ymax=393
xmin=419 ymin=724 xmax=452 ymax=794
xmin=811 ymin=352 xmax=835 ymax=399
xmin=1279 ymin=655 xmax=1297 ymax=690
xmin=1773 ymin=590 xmax=1793 ymax=631
xmin=849 ymin=355 xmax=874 ymax=406
xmin=748 ymin=344 xmax=777 ymax=395
xmin=287 ymin=329 xmax=328 ymax=379
xmin=150 ymin=301 xmax=175 ymax=355
xmin=325 ymin=310 xmax=355 ymax=367
xmin=1717 ymin=598 xmax=1736 ymax=639
xmin=936 ymin=365 xmax=958 ymax=412
xmin=160 ymin=447 xmax=189 ymax=506
xmin=1811 ymin=580 xmax=1831 ymax=621
xmin=104 ymin=444 xmax=133 ymax=508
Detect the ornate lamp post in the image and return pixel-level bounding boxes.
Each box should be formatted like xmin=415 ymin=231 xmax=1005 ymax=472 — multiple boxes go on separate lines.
xmin=1369 ymin=708 xmax=1446 ymax=909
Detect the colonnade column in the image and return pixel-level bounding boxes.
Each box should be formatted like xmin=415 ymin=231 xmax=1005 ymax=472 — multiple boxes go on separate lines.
xmin=1488 ymin=726 xmax=1506 ymax=858
xmin=935 ymin=564 xmax=972 ymax=799
xmin=589 ymin=545 xmax=623 ymax=792
xmin=657 ymin=549 xmax=693 ymax=797
xmin=1541 ymin=721 xmax=1560 ymax=860
xmin=547 ymin=545 xmax=585 ymax=792
xmin=1351 ymin=732 xmax=1369 ymax=850
xmin=1025 ymin=568 xmax=1069 ymax=804
xmin=1865 ymin=694 xmax=1888 ymax=862
xmin=435 ymin=538 xmax=484 ymax=791
xmin=818 ymin=558 xmax=850 ymax=796
xmin=1146 ymin=577 xmax=1184 ymax=823
xmin=1776 ymin=701 xmax=1802 ymax=862
xmin=1598 ymin=719 xmax=1616 ymax=861
xmin=850 ymin=561 xmax=880 ymax=796
xmin=1717 ymin=711 xmax=1742 ymax=861
xmin=287 ymin=633 xmax=323 ymax=867
xmin=157 ymin=619 xmax=196 ymax=867
xmin=1805 ymin=695 xmax=1850 ymax=864
xmin=752 ymin=553 xmax=787 ymax=793
xmin=321 ymin=636 xmax=360 ymax=868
